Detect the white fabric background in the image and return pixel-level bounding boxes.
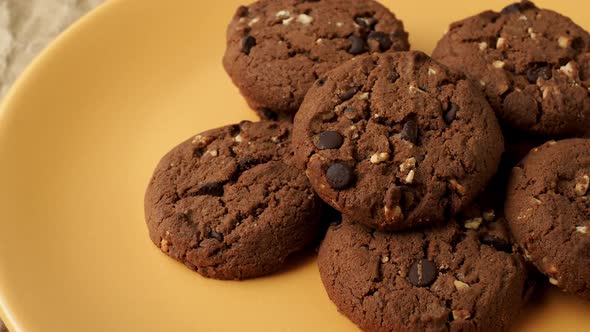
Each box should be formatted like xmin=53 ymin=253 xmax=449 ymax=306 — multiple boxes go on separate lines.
xmin=0 ymin=0 xmax=103 ymax=98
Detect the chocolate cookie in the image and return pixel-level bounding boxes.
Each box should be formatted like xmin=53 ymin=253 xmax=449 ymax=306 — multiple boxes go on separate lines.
xmin=144 ymin=121 xmax=322 ymax=280
xmin=223 ymin=0 xmax=409 ymax=119
xmin=432 ymin=1 xmax=590 ymax=136
xmin=505 ymin=138 xmax=590 ymax=300
xmin=318 ymin=213 xmax=528 ymax=331
xmin=293 ymin=51 xmax=504 ymax=231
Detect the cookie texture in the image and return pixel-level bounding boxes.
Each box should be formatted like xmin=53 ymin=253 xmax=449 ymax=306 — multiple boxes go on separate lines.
xmin=318 ymin=214 xmax=527 ymax=332
xmin=223 ymin=0 xmax=409 ymax=118
xmin=293 ymin=51 xmax=504 ymax=231
xmin=505 ymin=138 xmax=590 ymax=300
xmin=144 ymin=121 xmax=322 ymax=280
xmin=432 ymin=1 xmax=590 ymax=136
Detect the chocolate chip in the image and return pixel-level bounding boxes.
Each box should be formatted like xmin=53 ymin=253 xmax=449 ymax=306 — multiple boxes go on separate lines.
xmin=314 ymin=131 xmax=344 ymax=150
xmin=500 ymin=3 xmax=521 ymax=14
xmin=348 ymin=35 xmax=367 ymax=55
xmin=368 ymin=31 xmax=392 ymax=51
xmin=238 ymin=120 xmax=252 ymax=130
xmin=238 ymin=157 xmax=261 ymax=171
xmin=500 ymin=1 xmax=535 ymax=14
xmin=209 ymin=230 xmax=224 ymax=242
xmin=236 ymin=5 xmax=249 ymax=18
xmin=408 ymin=259 xmax=438 ymax=287
xmin=400 ymin=120 xmax=418 ymax=144
xmin=257 ymin=108 xmax=279 ymax=121
xmin=390 ymin=68 xmax=400 ymax=83
xmin=326 ymin=162 xmax=355 ymax=190
xmin=354 ymin=16 xmax=377 ymax=29
xmin=317 ymin=77 xmax=326 ymax=86
xmin=572 ymin=37 xmax=586 ymax=52
xmin=194 ymin=182 xmax=225 ymax=197
xmin=480 ymin=235 xmax=512 ymax=253
xmin=242 ymin=35 xmax=256 ymax=55
xmin=323 ymin=207 xmax=342 ymax=226
xmin=339 ymin=86 xmax=359 ymax=101
xmin=526 ymin=63 xmax=552 ymax=83
xmin=444 ymin=103 xmax=459 ymax=124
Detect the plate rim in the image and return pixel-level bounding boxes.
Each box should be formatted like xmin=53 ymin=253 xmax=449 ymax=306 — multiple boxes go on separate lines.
xmin=0 ymin=1 xmax=119 ymax=330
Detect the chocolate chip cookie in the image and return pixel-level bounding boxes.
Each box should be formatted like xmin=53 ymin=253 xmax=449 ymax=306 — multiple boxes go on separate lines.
xmin=293 ymin=51 xmax=504 ymax=231
xmin=505 ymin=138 xmax=590 ymax=300
xmin=318 ymin=213 xmax=528 ymax=331
xmin=223 ymin=0 xmax=409 ymax=119
xmin=432 ymin=1 xmax=590 ymax=136
xmin=144 ymin=121 xmax=322 ymax=280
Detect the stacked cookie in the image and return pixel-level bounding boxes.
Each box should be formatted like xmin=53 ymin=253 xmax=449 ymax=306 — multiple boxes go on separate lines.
xmin=145 ymin=0 xmax=590 ymax=330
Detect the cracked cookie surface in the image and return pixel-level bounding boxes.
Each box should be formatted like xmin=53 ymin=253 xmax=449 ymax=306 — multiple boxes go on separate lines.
xmin=223 ymin=0 xmax=409 ymax=118
xmin=432 ymin=0 xmax=590 ymax=136
xmin=318 ymin=213 xmax=527 ymax=332
xmin=505 ymin=138 xmax=590 ymax=300
xmin=144 ymin=121 xmax=322 ymax=280
xmin=293 ymin=51 xmax=503 ymax=231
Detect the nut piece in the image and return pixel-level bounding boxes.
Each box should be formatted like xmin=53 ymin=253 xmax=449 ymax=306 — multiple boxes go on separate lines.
xmin=206 ymin=149 xmax=219 ymax=157
xmin=560 ymin=62 xmax=575 ymax=79
xmin=478 ymin=42 xmax=488 ymax=50
xmin=482 ymin=209 xmax=496 ymax=222
xmin=192 ymin=135 xmax=213 ymax=146
xmin=575 ymin=175 xmax=589 ymax=196
xmin=404 ymin=170 xmax=416 ymax=184
xmin=449 ymin=179 xmax=466 ymax=195
xmin=384 ymin=205 xmax=403 ymax=221
xmin=370 ymin=152 xmax=390 ymax=164
xmin=409 ymin=85 xmax=426 ymax=94
xmin=381 ymin=255 xmax=390 ymax=263
xmin=549 ymin=277 xmax=559 ymax=285
xmin=428 ymin=67 xmax=438 ymax=75
xmin=452 ymin=310 xmax=472 ymax=320
xmin=248 ymin=17 xmax=260 ymax=27
xmin=493 ymin=60 xmax=505 ymax=69
xmin=454 ymin=280 xmax=470 ymax=291
xmin=358 ymin=92 xmax=369 ymax=100
xmin=399 ymin=157 xmax=417 ymax=172
xmin=233 ymin=134 xmax=243 ymax=143
xmin=296 ymin=14 xmax=313 ymax=25
xmin=576 ymin=226 xmax=588 ymax=234
xmin=558 ymin=36 xmax=571 ymax=48
xmin=541 ymin=85 xmax=553 ymax=99
xmin=160 ymin=239 xmax=169 ymax=252
xmin=496 ymin=37 xmax=506 ymax=49
xmin=464 ymin=217 xmax=482 ymax=230
xmin=528 ymin=28 xmax=538 ymax=40
xmin=276 ymin=10 xmax=290 ymax=19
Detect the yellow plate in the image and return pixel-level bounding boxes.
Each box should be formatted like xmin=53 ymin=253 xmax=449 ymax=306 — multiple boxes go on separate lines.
xmin=1 ymin=0 xmax=589 ymax=331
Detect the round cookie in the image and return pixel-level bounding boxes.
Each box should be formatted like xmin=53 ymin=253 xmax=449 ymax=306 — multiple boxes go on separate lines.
xmin=144 ymin=121 xmax=322 ymax=280
xmin=293 ymin=51 xmax=504 ymax=231
xmin=505 ymin=138 xmax=590 ymax=300
xmin=432 ymin=1 xmax=590 ymax=136
xmin=318 ymin=214 xmax=528 ymax=332
xmin=223 ymin=0 xmax=409 ymax=119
